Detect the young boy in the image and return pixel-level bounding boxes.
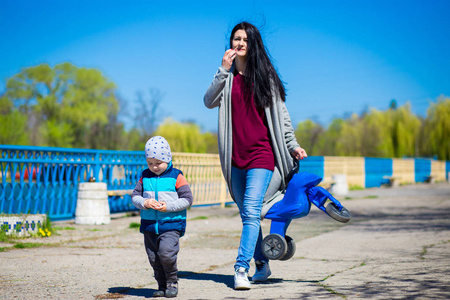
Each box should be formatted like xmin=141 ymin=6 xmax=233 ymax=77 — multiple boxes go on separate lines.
xmin=132 ymin=136 xmax=193 ymax=298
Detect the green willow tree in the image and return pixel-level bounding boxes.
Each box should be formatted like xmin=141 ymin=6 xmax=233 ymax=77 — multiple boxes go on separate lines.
xmin=360 ymin=108 xmax=394 ymax=157
xmin=3 ymin=63 xmax=119 ymax=149
xmin=0 ymin=94 xmax=29 ymax=145
xmin=295 ymin=102 xmax=425 ymax=158
xmin=336 ymin=113 xmax=363 ymax=156
xmin=387 ymin=102 xmax=421 ymax=157
xmin=126 ymin=128 xmax=145 ymax=151
xmin=319 ymin=118 xmax=345 ymax=156
xmin=421 ymin=96 xmax=450 ymax=160
xmin=203 ymin=131 xmax=219 ymax=154
xmin=294 ymin=119 xmax=325 ymax=155
xmin=154 ymin=118 xmax=217 ymax=153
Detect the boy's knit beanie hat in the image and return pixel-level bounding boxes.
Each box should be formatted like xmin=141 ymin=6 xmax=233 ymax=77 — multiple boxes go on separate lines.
xmin=145 ymin=136 xmax=172 ymax=163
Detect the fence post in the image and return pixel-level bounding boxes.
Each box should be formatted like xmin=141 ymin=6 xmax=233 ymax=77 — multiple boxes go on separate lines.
xmin=75 ymin=182 xmax=110 ymax=225
xmin=329 ymin=174 xmax=349 ymax=196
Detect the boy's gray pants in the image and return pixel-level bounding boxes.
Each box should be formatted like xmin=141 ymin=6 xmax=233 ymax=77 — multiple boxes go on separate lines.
xmin=143 ymin=230 xmax=180 ymax=286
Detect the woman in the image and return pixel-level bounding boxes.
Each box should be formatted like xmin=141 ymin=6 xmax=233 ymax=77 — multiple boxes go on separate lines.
xmin=203 ymin=22 xmax=307 ymax=290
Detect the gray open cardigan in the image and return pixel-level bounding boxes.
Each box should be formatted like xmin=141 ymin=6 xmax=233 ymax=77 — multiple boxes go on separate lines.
xmin=203 ymin=66 xmax=301 ymax=217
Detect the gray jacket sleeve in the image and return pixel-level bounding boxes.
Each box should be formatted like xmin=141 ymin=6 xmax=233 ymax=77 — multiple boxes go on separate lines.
xmin=204 ymin=66 xmax=230 ymax=109
xmin=279 ymin=100 xmax=300 ymax=153
xmin=131 ymin=178 xmax=147 ymax=210
xmin=165 ymin=174 xmax=194 ymax=212
xmin=165 ymin=185 xmax=193 ymax=212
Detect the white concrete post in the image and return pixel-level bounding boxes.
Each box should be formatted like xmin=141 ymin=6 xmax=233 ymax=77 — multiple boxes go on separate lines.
xmin=329 ymin=174 xmax=349 ymax=196
xmin=75 ymin=182 xmax=110 ymax=225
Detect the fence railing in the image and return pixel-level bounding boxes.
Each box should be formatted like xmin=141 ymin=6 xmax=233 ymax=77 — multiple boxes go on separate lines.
xmin=0 ymin=145 xmax=233 ymax=220
xmin=1 ymin=145 xmax=449 ymax=220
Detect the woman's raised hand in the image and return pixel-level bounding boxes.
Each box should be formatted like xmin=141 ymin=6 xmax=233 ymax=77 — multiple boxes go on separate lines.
xmin=222 ymin=48 xmax=237 ymax=70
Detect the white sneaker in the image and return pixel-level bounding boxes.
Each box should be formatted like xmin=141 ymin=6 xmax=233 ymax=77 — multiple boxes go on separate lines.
xmin=252 ymin=260 xmax=271 ymax=282
xmin=234 ymin=267 xmax=251 ymax=290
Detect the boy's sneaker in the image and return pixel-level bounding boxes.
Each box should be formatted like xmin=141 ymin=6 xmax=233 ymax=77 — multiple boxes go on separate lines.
xmin=252 ymin=260 xmax=271 ymax=282
xmin=165 ymin=282 xmax=178 ymax=298
xmin=152 ymin=289 xmax=165 ymax=297
xmin=152 ymin=284 xmax=166 ymax=297
xmin=234 ymin=267 xmax=251 ymax=290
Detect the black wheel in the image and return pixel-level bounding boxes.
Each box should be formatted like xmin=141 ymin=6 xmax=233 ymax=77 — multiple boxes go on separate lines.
xmin=262 ymin=234 xmax=288 ymax=260
xmin=280 ymin=235 xmax=296 ymax=261
xmin=326 ymin=202 xmax=351 ymax=223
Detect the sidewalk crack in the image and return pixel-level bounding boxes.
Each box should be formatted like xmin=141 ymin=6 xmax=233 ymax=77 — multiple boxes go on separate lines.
xmin=316 ymin=262 xmax=366 ymax=299
xmin=419 ymin=239 xmax=450 ymax=260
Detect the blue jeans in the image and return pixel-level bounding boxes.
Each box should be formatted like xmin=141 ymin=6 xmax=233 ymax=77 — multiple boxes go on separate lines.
xmin=231 ymin=167 xmax=273 ymax=271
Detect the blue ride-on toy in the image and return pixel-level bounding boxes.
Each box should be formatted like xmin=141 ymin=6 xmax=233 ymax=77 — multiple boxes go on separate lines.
xmin=261 ymin=160 xmax=351 ymax=260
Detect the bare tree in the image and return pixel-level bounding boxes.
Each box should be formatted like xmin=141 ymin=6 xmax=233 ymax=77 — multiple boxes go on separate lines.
xmin=134 ymin=88 xmax=166 ymax=136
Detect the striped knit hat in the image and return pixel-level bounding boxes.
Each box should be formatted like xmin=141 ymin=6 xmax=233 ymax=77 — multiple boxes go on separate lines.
xmin=145 ymin=136 xmax=172 ymax=163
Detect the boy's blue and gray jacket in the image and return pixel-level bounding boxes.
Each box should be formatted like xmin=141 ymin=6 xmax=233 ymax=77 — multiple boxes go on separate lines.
xmin=131 ymin=162 xmax=193 ymax=236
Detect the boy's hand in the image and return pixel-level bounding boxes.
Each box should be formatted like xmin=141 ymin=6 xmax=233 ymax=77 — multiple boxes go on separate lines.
xmin=144 ymin=198 xmax=163 ymax=210
xmin=154 ymin=201 xmax=167 ymax=212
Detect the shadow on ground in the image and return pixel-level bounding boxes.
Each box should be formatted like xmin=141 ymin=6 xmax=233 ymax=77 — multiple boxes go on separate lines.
xmin=104 ymin=287 xmax=156 ymax=298
xmin=178 ymin=271 xmax=235 ymax=289
xmin=348 ymin=206 xmax=450 ymax=232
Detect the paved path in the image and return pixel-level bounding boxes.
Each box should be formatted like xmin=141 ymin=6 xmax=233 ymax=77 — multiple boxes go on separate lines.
xmin=1 ymin=183 xmax=449 ymax=299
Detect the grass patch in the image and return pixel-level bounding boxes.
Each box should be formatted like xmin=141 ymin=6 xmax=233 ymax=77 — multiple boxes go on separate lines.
xmin=86 ymin=228 xmax=102 ymax=232
xmin=349 ymin=185 xmax=364 ymax=191
xmin=54 ymin=226 xmax=76 ymax=231
xmin=125 ymin=211 xmax=139 ymax=217
xmin=365 ymin=195 xmax=378 ymax=199
xmin=189 ymin=216 xmax=208 ymax=221
xmin=14 ymin=242 xmax=45 ymax=249
xmin=0 ymin=231 xmax=16 ymax=243
xmin=129 ymin=222 xmax=140 ymax=229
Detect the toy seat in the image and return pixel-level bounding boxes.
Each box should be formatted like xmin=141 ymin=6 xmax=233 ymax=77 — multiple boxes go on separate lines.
xmin=261 ymin=171 xmax=351 ymax=260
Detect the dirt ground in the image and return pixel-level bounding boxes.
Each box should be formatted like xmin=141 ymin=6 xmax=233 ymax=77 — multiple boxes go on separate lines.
xmin=1 ymin=182 xmax=449 ymax=299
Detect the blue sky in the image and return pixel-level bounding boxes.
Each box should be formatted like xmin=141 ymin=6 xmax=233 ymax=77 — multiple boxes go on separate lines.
xmin=1 ymin=0 xmax=449 ymax=132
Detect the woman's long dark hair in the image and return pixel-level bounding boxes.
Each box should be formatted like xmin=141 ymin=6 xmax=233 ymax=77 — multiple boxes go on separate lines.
xmin=230 ymin=22 xmax=286 ymax=109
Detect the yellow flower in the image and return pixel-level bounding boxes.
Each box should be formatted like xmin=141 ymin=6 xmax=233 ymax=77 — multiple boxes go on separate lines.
xmin=38 ymin=228 xmax=50 ymax=237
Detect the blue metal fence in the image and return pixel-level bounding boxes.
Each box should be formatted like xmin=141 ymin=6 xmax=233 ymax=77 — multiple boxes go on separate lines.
xmin=365 ymin=157 xmax=393 ymax=188
xmin=1 ymin=145 xmax=145 ymax=220
xmin=446 ymin=161 xmax=450 ymax=181
xmin=299 ymin=156 xmax=324 ymax=179
xmin=414 ymin=158 xmax=432 ymax=183
xmin=2 ymin=145 xmax=448 ymax=220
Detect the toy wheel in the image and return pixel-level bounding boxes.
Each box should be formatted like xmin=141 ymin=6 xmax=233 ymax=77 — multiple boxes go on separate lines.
xmin=280 ymin=235 xmax=296 ymax=261
xmin=326 ymin=202 xmax=351 ymax=223
xmin=262 ymin=234 xmax=288 ymax=260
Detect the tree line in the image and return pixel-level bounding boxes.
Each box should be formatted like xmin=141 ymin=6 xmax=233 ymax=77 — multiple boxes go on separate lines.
xmin=1 ymin=63 xmax=449 ymax=160
xmin=295 ymin=98 xmax=449 ymax=160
